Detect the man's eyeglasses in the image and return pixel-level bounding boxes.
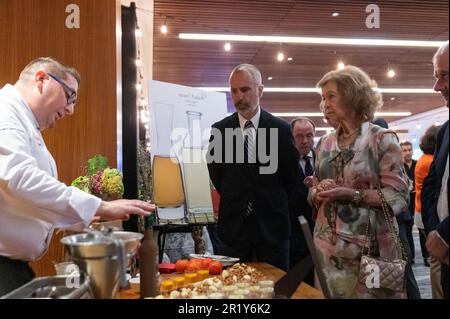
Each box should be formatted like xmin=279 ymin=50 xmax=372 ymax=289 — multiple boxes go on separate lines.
xmin=47 ymin=73 xmax=77 ymax=105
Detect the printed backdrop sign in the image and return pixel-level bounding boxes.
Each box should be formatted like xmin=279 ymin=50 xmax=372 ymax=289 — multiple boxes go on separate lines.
xmin=148 ymin=80 xmax=227 ymax=223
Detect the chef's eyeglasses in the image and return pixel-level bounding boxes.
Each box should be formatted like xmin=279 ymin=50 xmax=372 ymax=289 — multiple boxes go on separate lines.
xmin=47 ymin=73 xmax=77 ymax=105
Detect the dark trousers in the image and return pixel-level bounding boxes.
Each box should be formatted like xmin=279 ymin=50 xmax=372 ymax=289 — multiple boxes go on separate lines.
xmin=418 ymin=229 xmax=430 ymax=259
xmin=398 ymin=223 xmax=421 ymax=299
xmin=218 ymin=213 xmax=290 ymax=271
xmin=0 ymin=255 xmax=35 ymax=297
xmin=442 ymin=264 xmax=449 ymax=299
xmin=206 ymin=223 xmax=225 ymax=255
xmin=405 ymin=222 xmax=415 ymax=260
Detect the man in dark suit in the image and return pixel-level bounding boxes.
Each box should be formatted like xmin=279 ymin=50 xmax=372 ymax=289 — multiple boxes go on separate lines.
xmin=288 ymin=117 xmax=316 ymax=284
xmin=422 ymin=41 xmax=449 ymax=298
xmin=400 ymin=141 xmax=417 ymax=262
xmin=207 ymin=64 xmax=300 ymax=271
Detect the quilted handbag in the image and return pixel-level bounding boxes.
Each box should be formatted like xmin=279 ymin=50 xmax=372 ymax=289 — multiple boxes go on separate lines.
xmin=358 ymin=189 xmax=407 ymax=292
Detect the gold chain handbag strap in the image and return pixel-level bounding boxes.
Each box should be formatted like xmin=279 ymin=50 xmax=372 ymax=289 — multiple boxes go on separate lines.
xmin=376 ymin=188 xmax=408 ymax=261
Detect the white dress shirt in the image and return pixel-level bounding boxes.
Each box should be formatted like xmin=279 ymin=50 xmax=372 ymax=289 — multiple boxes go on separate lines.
xmin=238 ymin=107 xmax=261 ymax=132
xmin=0 ymin=84 xmax=101 ymax=260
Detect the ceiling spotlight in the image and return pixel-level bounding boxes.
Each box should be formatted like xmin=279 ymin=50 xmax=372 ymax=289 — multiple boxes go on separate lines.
xmin=267 ymin=76 xmax=273 ymax=80
xmin=337 ymin=61 xmax=345 ymax=70
xmin=224 ymin=42 xmax=231 ymax=51
xmin=160 ymin=24 xmax=168 ymax=34
xmin=287 ymin=57 xmax=293 ymax=61
xmin=277 ymin=52 xmax=285 ymax=62
xmin=387 ymin=69 xmax=396 ymax=78
xmin=332 ymin=12 xmax=340 ymax=17
xmin=390 ymin=97 xmax=396 ymax=101
xmin=135 ymin=27 xmax=142 ymax=38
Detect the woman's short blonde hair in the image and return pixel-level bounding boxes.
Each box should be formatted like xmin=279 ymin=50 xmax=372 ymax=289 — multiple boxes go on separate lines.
xmin=316 ymin=65 xmax=383 ymax=122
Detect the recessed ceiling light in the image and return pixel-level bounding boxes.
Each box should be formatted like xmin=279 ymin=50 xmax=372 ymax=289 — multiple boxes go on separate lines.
xmin=332 ymin=12 xmax=340 ymax=17
xmin=337 ymin=61 xmax=345 ymax=70
xmin=390 ymin=97 xmax=396 ymax=101
xmin=287 ymin=57 xmax=293 ymax=61
xmin=160 ymin=24 xmax=168 ymax=34
xmin=224 ymin=42 xmax=231 ymax=51
xmin=267 ymin=76 xmax=273 ymax=80
xmin=277 ymin=52 xmax=285 ymax=62
xmin=416 ymin=123 xmax=422 ymax=129
xmin=387 ymin=69 xmax=396 ymax=78
xmin=435 ymin=121 xmax=441 ymax=126
xmin=179 ymin=33 xmax=444 ymax=47
xmin=323 ymin=118 xmax=328 ymax=123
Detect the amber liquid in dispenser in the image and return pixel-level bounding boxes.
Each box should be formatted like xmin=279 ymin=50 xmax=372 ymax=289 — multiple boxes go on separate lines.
xmin=139 ymin=219 xmax=159 ymax=298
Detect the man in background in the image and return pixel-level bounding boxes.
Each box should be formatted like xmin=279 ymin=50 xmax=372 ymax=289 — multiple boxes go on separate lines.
xmin=288 ymin=117 xmax=316 ymax=284
xmin=401 ymin=141 xmax=417 ymax=263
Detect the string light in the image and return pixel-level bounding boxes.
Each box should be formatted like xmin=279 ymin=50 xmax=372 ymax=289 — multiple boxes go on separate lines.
xmin=135 ymin=26 xmax=142 ymax=38
xmin=134 ymin=14 xmax=151 ymax=152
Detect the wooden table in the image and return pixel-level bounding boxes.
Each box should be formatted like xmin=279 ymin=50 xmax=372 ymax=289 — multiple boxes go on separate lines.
xmin=118 ymin=262 xmax=323 ymax=299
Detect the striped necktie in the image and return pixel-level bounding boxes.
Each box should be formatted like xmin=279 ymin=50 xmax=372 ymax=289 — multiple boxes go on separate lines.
xmin=303 ymin=155 xmax=314 ymax=177
xmin=244 ymin=120 xmax=255 ymax=163
xmin=244 ymin=120 xmax=255 ymax=217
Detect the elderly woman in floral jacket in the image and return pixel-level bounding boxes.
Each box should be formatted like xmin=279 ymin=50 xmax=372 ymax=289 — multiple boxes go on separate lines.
xmin=310 ymin=65 xmax=409 ymax=299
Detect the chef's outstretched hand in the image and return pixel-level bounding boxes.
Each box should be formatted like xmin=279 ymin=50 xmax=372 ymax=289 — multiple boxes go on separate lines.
xmin=95 ymin=199 xmax=155 ymax=221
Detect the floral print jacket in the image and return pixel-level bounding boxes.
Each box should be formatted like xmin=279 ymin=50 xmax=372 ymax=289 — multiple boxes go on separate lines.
xmin=310 ymin=121 xmax=409 ymax=298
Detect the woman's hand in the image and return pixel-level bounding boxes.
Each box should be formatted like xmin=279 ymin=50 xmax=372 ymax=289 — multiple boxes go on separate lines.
xmin=316 ymin=187 xmax=355 ymax=203
xmin=316 ymin=179 xmax=337 ymax=192
xmin=303 ymin=176 xmax=318 ymax=188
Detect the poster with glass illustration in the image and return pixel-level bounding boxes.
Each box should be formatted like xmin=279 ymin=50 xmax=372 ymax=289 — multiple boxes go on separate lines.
xmin=148 ymin=80 xmax=227 ymax=224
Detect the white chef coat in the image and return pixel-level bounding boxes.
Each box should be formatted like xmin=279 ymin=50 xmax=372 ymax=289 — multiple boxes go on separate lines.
xmin=0 ymin=84 xmax=101 ymax=261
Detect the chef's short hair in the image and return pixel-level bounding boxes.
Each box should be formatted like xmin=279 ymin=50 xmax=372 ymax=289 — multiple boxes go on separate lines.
xmin=19 ymin=57 xmax=80 ymax=85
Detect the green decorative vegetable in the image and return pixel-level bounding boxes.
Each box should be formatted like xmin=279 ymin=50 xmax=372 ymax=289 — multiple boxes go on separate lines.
xmin=71 ymin=175 xmax=91 ymax=194
xmin=87 ymin=155 xmax=108 ymax=176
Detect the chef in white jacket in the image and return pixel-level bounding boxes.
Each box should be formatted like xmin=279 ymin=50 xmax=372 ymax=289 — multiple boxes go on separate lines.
xmin=0 ymin=57 xmax=154 ymax=296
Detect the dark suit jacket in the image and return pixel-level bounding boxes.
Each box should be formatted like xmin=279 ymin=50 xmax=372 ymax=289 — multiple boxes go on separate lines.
xmin=288 ymin=150 xmax=316 ymax=252
xmin=207 ymin=109 xmax=300 ymax=245
xmin=422 ymin=120 xmax=449 ymax=245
